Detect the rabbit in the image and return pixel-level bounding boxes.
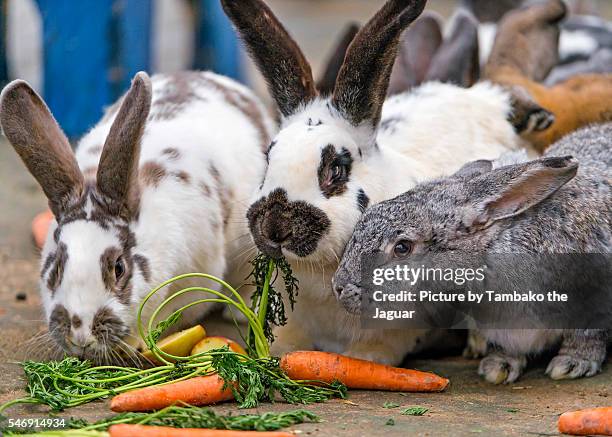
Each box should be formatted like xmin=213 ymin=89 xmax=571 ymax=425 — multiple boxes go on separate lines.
xmin=221 ymin=0 xmax=555 ymax=365
xmin=388 ymin=9 xmax=480 ymax=96
xmin=0 ymin=71 xmax=275 ymax=364
xmin=333 ymin=122 xmax=611 ymax=383
xmin=545 ymin=47 xmax=612 ymax=85
xmin=483 ymin=0 xmax=612 ymax=152
xmin=388 ymin=11 xmax=443 ymax=95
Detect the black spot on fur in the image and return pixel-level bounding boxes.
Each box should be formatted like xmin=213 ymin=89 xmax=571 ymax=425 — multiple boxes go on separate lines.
xmin=317 ymin=145 xmax=353 ymax=198
xmin=357 ymin=189 xmax=370 ymax=213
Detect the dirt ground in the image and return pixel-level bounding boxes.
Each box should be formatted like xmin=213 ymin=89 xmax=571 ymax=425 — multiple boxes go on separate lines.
xmin=2 ymin=1 xmax=612 ymax=434
xmin=0 ymin=137 xmax=610 ymax=437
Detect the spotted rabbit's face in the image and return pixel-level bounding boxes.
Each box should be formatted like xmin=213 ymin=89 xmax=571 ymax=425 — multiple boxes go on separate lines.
xmin=247 ymin=101 xmax=372 ymax=265
xmin=40 ymin=185 xmax=149 ymax=363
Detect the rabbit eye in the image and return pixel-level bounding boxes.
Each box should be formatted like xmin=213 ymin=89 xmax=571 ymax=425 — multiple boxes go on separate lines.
xmin=114 ymin=258 xmax=125 ymax=280
xmin=331 ymin=164 xmax=345 ymax=180
xmin=393 ymin=240 xmax=413 ymax=258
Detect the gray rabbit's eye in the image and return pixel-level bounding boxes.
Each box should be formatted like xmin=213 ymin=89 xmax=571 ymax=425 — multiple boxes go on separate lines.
xmin=114 ymin=258 xmax=125 ymax=280
xmin=393 ymin=240 xmax=413 ymax=258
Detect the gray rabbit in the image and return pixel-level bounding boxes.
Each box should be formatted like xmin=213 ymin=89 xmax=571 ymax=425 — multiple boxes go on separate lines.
xmin=333 ymin=123 xmax=611 ymax=383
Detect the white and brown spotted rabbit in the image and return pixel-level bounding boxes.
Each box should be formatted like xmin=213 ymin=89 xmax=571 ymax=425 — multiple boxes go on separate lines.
xmin=0 ymin=71 xmax=275 ymax=364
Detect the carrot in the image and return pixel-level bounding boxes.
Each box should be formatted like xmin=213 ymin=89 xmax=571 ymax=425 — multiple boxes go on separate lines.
xmin=110 ymin=375 xmax=234 ymax=412
xmin=109 ymin=424 xmax=293 ymax=437
xmin=558 ymin=407 xmax=612 ymax=436
xmin=32 ymin=209 xmax=53 ymax=249
xmin=280 ymin=351 xmax=449 ymax=392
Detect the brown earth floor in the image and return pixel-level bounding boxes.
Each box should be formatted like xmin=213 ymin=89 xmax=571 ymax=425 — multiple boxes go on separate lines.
xmin=0 ymin=137 xmax=610 ymax=436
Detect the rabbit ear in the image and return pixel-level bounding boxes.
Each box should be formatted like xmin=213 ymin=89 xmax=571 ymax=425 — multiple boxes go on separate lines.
xmin=97 ymin=72 xmax=152 ymax=218
xmin=425 ymin=10 xmax=480 ymax=87
xmin=318 ymin=23 xmax=361 ymax=96
xmin=485 ymin=0 xmax=566 ymax=82
xmin=461 ymin=0 xmax=523 ymax=23
xmin=221 ymin=0 xmax=317 ymax=118
xmin=332 ymin=0 xmax=427 ymax=130
xmin=452 ymin=159 xmax=493 ymax=179
xmin=467 ymin=156 xmax=577 ymax=226
xmin=0 ymin=80 xmax=84 ymax=217
xmin=388 ymin=11 xmax=443 ymax=95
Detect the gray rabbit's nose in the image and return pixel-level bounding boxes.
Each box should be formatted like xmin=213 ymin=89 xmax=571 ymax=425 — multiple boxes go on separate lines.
xmin=334 ymin=284 xmax=344 ymax=298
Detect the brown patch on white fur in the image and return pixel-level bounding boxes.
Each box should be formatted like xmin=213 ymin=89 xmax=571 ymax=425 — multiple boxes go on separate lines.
xmin=91 ymin=306 xmax=128 ymax=346
xmin=162 ymin=147 xmax=181 ymax=160
xmin=140 ymin=161 xmax=167 ymax=187
xmin=209 ymin=164 xmax=234 ymax=228
xmin=204 ymin=74 xmax=271 ymax=154
xmin=48 ymin=304 xmax=70 ymax=347
xmin=133 ymin=254 xmax=151 ymax=283
xmin=47 ymin=243 xmax=68 ymax=294
xmin=148 ymin=72 xmax=205 ymax=121
xmin=172 ymin=170 xmax=190 ymax=184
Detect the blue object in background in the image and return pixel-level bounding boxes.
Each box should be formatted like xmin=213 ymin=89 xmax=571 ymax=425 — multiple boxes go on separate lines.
xmin=36 ymin=0 xmax=112 ymax=140
xmin=27 ymin=0 xmax=241 ymax=140
xmin=193 ymin=0 xmax=242 ymax=81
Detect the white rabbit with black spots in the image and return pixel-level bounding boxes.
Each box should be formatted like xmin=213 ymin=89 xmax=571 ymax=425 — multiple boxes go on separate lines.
xmin=221 ymin=0 xmax=549 ymax=365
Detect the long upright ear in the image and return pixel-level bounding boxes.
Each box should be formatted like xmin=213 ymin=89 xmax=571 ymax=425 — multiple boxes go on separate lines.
xmin=485 ymin=0 xmax=567 ymax=82
xmin=318 ymin=23 xmax=361 ymax=96
xmin=97 ymin=72 xmax=151 ymax=218
xmin=221 ymin=0 xmax=317 ymax=118
xmin=425 ymin=10 xmax=480 ymax=87
xmin=460 ymin=0 xmax=523 ymax=23
xmin=0 ymin=80 xmax=83 ymax=217
xmin=465 ymin=156 xmax=578 ymax=226
xmin=332 ymin=0 xmax=427 ymax=129
xmin=388 ymin=11 xmax=443 ymax=96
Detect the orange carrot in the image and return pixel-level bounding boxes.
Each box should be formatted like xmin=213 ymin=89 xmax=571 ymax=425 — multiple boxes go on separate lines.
xmin=280 ymin=351 xmax=449 ymax=392
xmin=558 ymin=407 xmax=612 ymax=436
xmin=32 ymin=209 xmax=53 ymax=250
xmin=110 ymin=375 xmax=234 ymax=412
xmin=109 ymin=424 xmax=293 ymax=437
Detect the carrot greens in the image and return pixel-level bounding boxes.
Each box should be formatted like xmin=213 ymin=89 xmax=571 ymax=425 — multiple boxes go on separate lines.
xmin=0 ymin=255 xmax=345 ymax=415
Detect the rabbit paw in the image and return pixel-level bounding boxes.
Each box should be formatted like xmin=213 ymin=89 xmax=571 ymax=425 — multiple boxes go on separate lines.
xmin=478 ymin=353 xmax=526 ymax=384
xmin=546 ymin=354 xmax=602 ymax=380
xmin=524 ymin=108 xmax=555 ymax=133
xmin=463 ymin=330 xmax=489 ymax=359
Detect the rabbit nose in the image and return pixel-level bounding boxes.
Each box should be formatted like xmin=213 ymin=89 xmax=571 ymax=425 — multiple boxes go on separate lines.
xmin=261 ymin=209 xmax=292 ymax=245
xmin=334 ymin=284 xmax=344 ymax=298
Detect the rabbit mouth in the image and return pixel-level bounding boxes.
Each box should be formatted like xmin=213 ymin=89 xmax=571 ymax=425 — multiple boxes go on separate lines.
xmin=247 ymin=188 xmax=331 ymax=260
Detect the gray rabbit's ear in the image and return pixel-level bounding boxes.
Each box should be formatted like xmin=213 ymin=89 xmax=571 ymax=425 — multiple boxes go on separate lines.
xmin=388 ymin=11 xmax=443 ymax=95
xmin=332 ymin=0 xmax=427 ymax=131
xmin=466 ymin=156 xmax=578 ymax=226
xmin=425 ymin=10 xmax=480 ymax=87
xmin=318 ymin=23 xmax=361 ymax=96
xmin=97 ymin=72 xmax=152 ymax=219
xmin=221 ymin=0 xmax=317 ymax=118
xmin=0 ymin=80 xmax=84 ymax=217
xmin=452 ymin=159 xmax=493 ymax=179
